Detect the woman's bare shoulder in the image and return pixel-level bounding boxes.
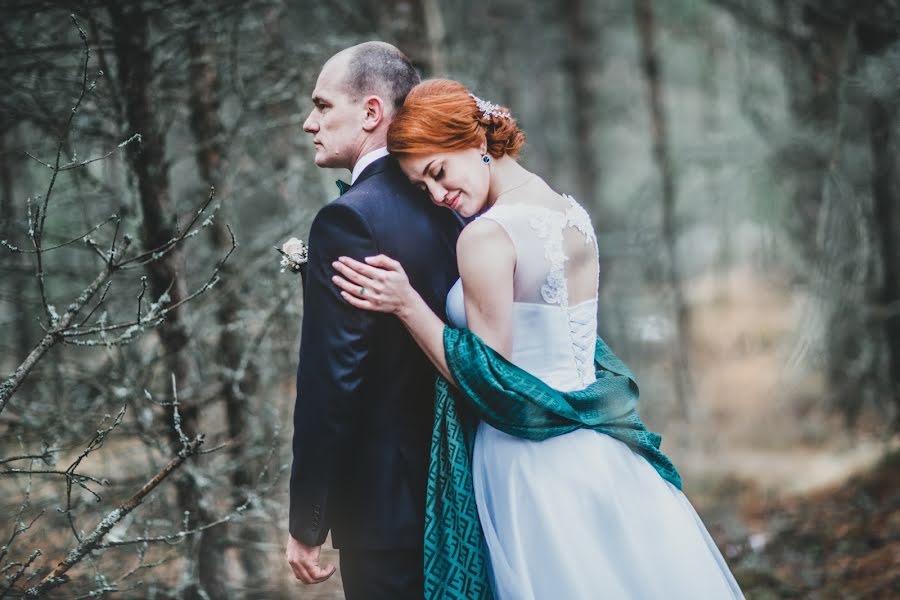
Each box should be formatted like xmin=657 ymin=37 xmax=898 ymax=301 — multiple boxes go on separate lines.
xmin=457 ymin=217 xmax=514 ymax=257
xmin=457 ymin=217 xmax=515 ymax=280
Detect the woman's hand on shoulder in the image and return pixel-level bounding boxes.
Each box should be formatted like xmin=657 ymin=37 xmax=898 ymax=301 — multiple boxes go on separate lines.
xmin=332 ymin=254 xmax=418 ymax=317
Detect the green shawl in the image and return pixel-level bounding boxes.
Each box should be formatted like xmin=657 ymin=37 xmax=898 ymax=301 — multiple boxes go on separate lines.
xmin=423 ymin=326 xmax=682 ymax=600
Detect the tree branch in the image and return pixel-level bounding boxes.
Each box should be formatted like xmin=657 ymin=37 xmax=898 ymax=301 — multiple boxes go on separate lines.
xmin=24 ymin=434 xmax=205 ymax=598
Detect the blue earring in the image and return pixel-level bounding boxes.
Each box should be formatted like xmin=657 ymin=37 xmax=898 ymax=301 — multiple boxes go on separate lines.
xmin=482 ymin=154 xmax=491 ymax=164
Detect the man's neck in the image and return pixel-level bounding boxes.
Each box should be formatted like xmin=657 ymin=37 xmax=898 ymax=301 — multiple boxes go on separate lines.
xmin=351 ymin=146 xmax=390 ymax=184
xmin=349 ymin=133 xmax=388 ymax=171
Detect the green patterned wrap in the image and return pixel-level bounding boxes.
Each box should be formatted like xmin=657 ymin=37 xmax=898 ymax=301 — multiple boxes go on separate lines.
xmin=423 ymin=326 xmax=682 ymax=599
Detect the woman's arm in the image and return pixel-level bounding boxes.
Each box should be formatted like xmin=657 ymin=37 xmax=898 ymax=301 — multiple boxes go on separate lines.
xmin=455 ymin=219 xmax=515 ymax=359
xmin=332 ymin=217 xmax=515 ymax=383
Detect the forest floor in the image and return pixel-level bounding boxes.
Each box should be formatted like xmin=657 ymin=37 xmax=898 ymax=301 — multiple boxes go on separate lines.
xmin=689 ymin=448 xmax=900 ymax=599
xmin=667 ymin=266 xmax=900 ymax=600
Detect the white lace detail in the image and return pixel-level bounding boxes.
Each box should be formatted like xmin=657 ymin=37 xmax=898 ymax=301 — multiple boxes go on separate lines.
xmin=564 ymin=194 xmax=595 ymax=245
xmin=564 ymin=194 xmax=600 ymax=297
xmin=528 ymin=211 xmax=569 ymax=306
xmin=563 ymin=196 xmax=600 ymax=385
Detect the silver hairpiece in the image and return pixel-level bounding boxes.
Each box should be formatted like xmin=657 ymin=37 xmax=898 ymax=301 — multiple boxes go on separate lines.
xmin=470 ymin=93 xmax=511 ymax=120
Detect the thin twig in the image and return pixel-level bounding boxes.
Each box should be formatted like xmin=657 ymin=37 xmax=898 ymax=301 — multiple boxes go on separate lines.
xmin=1 ymin=550 xmax=41 ymax=600
xmin=36 ymin=215 xmax=118 ymax=254
xmin=63 ymin=406 xmax=128 ymax=540
xmin=77 ymin=279 xmax=113 ymax=327
xmin=118 ymin=187 xmax=217 ymax=268
xmin=63 ymin=228 xmax=236 ymax=340
xmin=58 ymin=133 xmax=141 ymax=171
xmin=31 ymin=15 xmax=98 ymax=325
xmin=0 ymin=448 xmax=55 ymax=466
xmin=0 ymin=261 xmax=117 ymax=415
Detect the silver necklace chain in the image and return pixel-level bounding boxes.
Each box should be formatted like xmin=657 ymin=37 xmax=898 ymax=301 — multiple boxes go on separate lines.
xmin=493 ymin=173 xmax=535 ymax=203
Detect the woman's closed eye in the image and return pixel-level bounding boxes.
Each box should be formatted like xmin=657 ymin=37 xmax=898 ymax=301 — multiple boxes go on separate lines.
xmin=415 ymin=168 xmax=444 ymax=193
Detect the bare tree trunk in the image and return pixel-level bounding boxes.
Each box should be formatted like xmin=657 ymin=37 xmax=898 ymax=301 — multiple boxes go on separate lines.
xmin=0 ymin=128 xmax=33 ymax=368
xmin=701 ymin=35 xmax=731 ymax=281
xmin=0 ymin=131 xmax=12 ymax=245
xmin=634 ymin=0 xmax=693 ymax=420
xmin=859 ymin=18 xmax=900 ymax=429
xmin=108 ymin=4 xmax=225 ymax=598
xmin=778 ymin=1 xmax=850 ymax=249
xmin=782 ymin=6 xmax=864 ymax=419
xmin=868 ymin=98 xmax=900 ymax=429
xmin=188 ymin=29 xmax=269 ymax=587
xmin=378 ymin=0 xmax=442 ymax=75
xmin=561 ymin=0 xmax=600 ymax=205
xmin=0 ymin=129 xmax=17 ymax=360
xmin=421 ymin=0 xmax=448 ymax=76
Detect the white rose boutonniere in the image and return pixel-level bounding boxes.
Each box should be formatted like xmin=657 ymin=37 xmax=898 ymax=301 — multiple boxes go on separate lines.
xmin=276 ymin=237 xmax=308 ymax=273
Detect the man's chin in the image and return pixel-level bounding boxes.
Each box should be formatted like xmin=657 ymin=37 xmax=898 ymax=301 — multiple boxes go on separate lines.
xmin=314 ymin=156 xmax=346 ymax=171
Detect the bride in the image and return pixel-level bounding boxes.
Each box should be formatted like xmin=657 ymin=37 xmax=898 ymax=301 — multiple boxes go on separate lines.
xmin=331 ymin=79 xmax=743 ymax=599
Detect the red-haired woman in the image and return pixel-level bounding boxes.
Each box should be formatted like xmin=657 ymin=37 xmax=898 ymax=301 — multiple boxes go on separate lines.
xmin=332 ymin=79 xmax=743 ymax=599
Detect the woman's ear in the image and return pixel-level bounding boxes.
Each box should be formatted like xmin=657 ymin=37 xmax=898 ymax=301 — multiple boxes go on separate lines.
xmin=362 ymin=95 xmax=386 ymax=132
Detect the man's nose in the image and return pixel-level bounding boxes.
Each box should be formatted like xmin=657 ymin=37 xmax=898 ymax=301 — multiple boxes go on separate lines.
xmin=302 ymin=112 xmax=317 ymax=133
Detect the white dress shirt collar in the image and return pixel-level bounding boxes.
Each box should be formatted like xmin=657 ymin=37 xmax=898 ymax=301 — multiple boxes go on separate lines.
xmin=351 ymin=147 xmax=390 ymax=184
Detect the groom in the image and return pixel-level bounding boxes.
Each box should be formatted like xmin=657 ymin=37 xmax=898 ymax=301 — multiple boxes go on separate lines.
xmin=286 ymin=42 xmax=463 ymax=599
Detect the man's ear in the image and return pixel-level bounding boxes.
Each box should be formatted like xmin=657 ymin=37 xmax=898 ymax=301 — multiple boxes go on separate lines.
xmin=362 ymin=95 xmax=386 ymax=132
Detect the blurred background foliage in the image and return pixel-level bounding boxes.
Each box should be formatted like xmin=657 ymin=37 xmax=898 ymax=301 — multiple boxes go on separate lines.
xmin=0 ymin=0 xmax=898 ymax=598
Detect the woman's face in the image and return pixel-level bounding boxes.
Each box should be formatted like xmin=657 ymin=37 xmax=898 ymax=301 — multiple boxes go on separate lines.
xmin=398 ymin=147 xmax=490 ymax=218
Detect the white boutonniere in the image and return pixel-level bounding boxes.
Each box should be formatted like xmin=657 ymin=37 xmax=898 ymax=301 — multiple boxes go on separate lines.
xmin=276 ymin=237 xmax=308 ymax=273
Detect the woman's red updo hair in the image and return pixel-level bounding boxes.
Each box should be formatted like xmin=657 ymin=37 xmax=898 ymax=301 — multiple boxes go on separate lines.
xmin=387 ymin=79 xmax=525 ymax=159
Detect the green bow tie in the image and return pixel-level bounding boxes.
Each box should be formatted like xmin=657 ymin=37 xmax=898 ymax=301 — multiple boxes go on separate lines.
xmin=336 ymin=179 xmax=350 ymax=195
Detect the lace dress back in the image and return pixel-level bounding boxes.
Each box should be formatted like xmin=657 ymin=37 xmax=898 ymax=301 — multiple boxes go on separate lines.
xmin=446 ymin=195 xmax=599 ymax=391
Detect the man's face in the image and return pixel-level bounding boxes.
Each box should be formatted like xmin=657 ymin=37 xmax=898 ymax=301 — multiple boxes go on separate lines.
xmin=303 ymin=57 xmax=366 ymax=170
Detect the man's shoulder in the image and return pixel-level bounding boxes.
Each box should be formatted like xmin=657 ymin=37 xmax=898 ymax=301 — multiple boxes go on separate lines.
xmin=348 ymin=160 xmax=414 ymax=198
xmin=307 ymin=177 xmax=408 ymax=237
xmin=334 ymin=166 xmax=421 ymax=218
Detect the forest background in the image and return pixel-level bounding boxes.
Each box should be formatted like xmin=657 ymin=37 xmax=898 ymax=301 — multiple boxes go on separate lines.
xmin=1 ymin=0 xmax=898 ymax=598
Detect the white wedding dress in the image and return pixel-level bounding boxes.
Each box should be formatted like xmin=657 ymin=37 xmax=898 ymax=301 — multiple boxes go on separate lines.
xmin=445 ymin=196 xmax=743 ymax=599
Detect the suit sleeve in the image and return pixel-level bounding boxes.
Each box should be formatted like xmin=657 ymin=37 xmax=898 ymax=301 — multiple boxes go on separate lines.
xmin=289 ymin=202 xmax=378 ymax=545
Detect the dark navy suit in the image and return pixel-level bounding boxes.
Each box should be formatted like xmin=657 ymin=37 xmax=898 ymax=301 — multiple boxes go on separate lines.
xmin=289 ymin=156 xmax=463 ymax=598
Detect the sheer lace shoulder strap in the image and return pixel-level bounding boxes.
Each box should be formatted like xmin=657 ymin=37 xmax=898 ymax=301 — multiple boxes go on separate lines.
xmin=562 ymin=195 xmax=600 ymax=306
xmin=563 ymin=194 xmax=596 ymax=245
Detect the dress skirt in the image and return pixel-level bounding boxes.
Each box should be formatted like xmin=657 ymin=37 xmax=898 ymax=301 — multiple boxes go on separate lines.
xmin=472 ymin=422 xmax=744 ymax=599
